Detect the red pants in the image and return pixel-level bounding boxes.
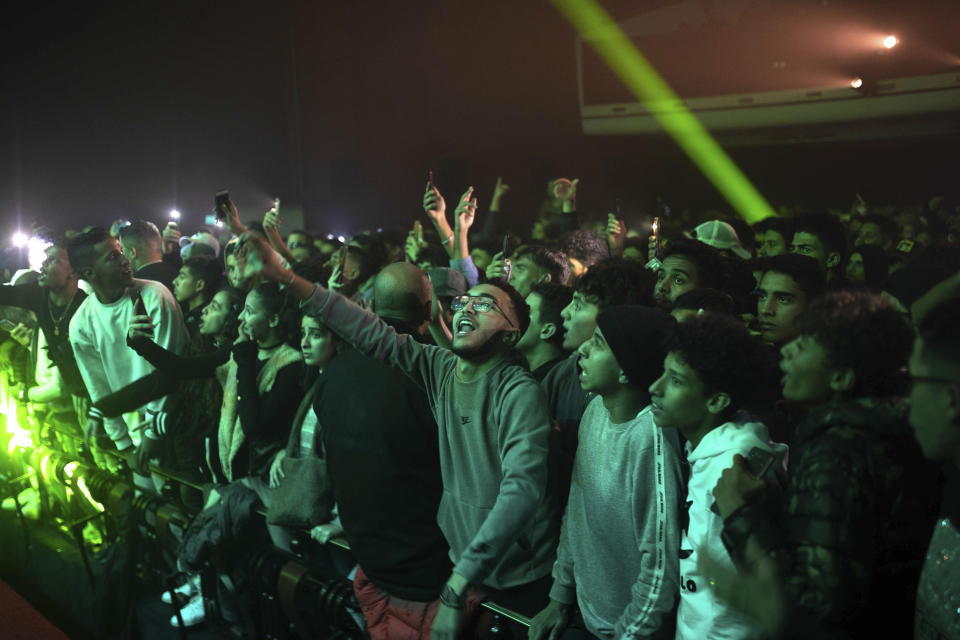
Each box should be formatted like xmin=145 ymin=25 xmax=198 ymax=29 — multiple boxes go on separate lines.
xmin=353 ymin=566 xmax=484 ymax=640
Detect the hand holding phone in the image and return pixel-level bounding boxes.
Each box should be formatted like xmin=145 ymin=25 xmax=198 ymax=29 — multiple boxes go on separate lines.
xmin=215 ymin=190 xmax=231 ymax=222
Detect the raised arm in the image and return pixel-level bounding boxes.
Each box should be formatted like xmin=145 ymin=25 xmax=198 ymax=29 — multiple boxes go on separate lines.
xmin=239 ymin=231 xmax=448 ymax=391
xmin=453 ymin=187 xmax=477 ymax=260
xmin=423 ymin=182 xmax=457 ymax=260
xmin=262 ymin=202 xmax=297 ymax=265
xmin=479 ymin=176 xmax=509 ymax=242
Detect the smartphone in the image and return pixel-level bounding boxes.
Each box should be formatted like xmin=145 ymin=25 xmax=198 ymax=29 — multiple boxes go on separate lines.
xmin=428 ymin=171 xmax=436 ymax=190
xmin=651 ymin=216 xmax=660 ymax=240
xmin=0 ymin=319 xmax=17 ymax=332
xmin=502 ymin=234 xmax=512 ymax=279
xmin=742 ymin=446 xmax=777 ymax=479
xmin=215 ymin=190 xmax=230 ymax=222
xmin=896 ymin=239 xmax=915 ymax=254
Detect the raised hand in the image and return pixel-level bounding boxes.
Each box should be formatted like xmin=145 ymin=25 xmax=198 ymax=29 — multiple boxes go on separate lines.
xmin=606 ymin=212 xmax=627 ymax=257
xmin=423 ymin=182 xmax=448 ymax=227
xmin=218 ymin=197 xmax=244 ymax=235
xmin=263 ymin=205 xmax=282 ymax=231
xmin=238 ymin=230 xmax=285 ymax=282
xmin=490 ymin=176 xmax=510 ymax=212
xmin=550 ymin=178 xmax=579 ymax=212
xmin=162 ymin=222 xmax=181 ymax=255
xmin=485 ymin=251 xmax=511 ymax=281
xmin=454 ymin=187 xmax=478 ymax=232
xmin=327 ymin=250 xmax=345 ymax=290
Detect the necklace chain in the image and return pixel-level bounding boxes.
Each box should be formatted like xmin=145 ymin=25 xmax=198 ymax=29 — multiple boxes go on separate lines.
xmin=48 ymin=296 xmax=71 ymax=336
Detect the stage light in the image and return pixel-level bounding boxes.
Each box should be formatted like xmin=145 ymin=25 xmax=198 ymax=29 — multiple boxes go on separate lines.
xmin=26 ymin=236 xmax=53 ymax=271
xmin=11 ymin=231 xmax=28 ymax=248
xmin=883 ymin=35 xmax=898 ymax=49
xmin=552 ymin=0 xmax=776 ymax=223
xmin=337 ymin=235 xmax=346 ymax=243
xmin=169 ymin=209 xmax=181 ymax=220
xmin=850 ymin=77 xmax=864 ymax=88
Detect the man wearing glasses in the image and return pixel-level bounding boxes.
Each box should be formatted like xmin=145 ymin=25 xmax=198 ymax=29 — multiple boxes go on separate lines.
xmin=240 ymin=233 xmax=559 ymax=640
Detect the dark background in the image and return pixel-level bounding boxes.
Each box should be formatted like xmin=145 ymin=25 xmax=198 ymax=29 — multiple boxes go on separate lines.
xmin=2 ymin=0 xmax=959 ymax=239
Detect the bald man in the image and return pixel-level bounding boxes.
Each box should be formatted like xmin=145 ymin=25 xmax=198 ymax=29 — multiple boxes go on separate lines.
xmin=314 ymin=262 xmax=452 ymax=635
xmin=372 ymin=262 xmax=434 ymax=337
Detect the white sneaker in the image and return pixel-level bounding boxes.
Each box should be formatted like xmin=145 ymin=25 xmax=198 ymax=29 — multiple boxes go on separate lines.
xmin=169 ymin=594 xmax=205 ymax=627
xmin=161 ymin=576 xmax=199 ymax=605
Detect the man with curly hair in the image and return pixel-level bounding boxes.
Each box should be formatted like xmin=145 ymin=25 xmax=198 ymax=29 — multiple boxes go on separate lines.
xmin=654 ymin=239 xmax=725 ymax=312
xmin=712 ymin=291 xmax=940 ymax=639
xmin=649 ymin=315 xmax=785 ymax=639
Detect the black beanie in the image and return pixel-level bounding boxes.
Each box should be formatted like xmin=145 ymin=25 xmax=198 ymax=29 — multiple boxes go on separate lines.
xmin=595 ymin=305 xmax=676 ymax=387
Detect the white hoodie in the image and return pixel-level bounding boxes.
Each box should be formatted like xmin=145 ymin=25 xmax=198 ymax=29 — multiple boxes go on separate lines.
xmin=675 ymin=414 xmax=788 ymax=640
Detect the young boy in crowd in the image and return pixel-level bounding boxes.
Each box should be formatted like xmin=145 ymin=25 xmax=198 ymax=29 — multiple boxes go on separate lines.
xmin=648 ymin=314 xmax=785 ymax=639
xmin=712 ymin=291 xmax=939 ymax=639
xmin=752 ymin=217 xmax=794 ymax=258
xmin=653 ymin=239 xmax=724 ymax=312
xmin=755 ymin=254 xmax=824 ymax=346
xmin=172 ymin=255 xmax=223 ymax=337
xmin=789 ymin=214 xmax=847 ymax=286
xmin=530 ymin=305 xmax=683 ymax=640
xmin=542 ymin=258 xmax=655 ymax=500
xmin=516 ymin=282 xmax=573 ymax=381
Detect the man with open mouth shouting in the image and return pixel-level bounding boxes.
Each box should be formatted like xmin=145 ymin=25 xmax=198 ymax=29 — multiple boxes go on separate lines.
xmin=239 ymin=231 xmax=560 ymax=640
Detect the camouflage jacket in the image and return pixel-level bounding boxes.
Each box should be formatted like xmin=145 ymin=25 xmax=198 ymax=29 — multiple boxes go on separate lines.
xmin=721 ymin=397 xmax=940 ymax=639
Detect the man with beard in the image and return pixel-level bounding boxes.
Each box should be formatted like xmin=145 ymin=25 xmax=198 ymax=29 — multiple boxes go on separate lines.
xmin=68 ymin=227 xmax=188 ymax=455
xmin=240 ymin=232 xmax=559 ymax=640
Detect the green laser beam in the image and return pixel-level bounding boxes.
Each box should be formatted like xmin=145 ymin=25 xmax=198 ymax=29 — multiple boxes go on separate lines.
xmin=555 ymin=0 xmax=775 ymax=224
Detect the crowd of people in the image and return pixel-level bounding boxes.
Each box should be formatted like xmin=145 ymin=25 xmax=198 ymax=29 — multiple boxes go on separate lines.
xmin=1 ymin=175 xmax=958 ymax=640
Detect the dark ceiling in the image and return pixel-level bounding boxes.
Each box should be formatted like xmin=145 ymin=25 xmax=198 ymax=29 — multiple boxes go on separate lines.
xmin=1 ymin=0 xmax=958 ymax=239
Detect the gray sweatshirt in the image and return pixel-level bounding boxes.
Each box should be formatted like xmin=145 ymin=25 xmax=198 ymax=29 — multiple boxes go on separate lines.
xmin=550 ymin=398 xmax=683 ymax=639
xmin=304 ymin=286 xmax=559 ymax=589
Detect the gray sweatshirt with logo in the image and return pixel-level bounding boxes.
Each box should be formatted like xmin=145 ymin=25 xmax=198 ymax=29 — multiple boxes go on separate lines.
xmin=303 ymin=286 xmax=559 ymax=589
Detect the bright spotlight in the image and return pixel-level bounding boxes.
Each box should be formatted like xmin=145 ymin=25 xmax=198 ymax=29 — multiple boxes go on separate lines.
xmin=169 ymin=209 xmax=181 ymax=220
xmin=11 ymin=231 xmax=28 ymax=248
xmin=337 ymin=235 xmax=346 ymax=243
xmin=883 ymin=35 xmax=898 ymax=49
xmin=25 ymin=236 xmax=52 ymax=270
xmin=850 ymin=77 xmax=864 ymax=89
